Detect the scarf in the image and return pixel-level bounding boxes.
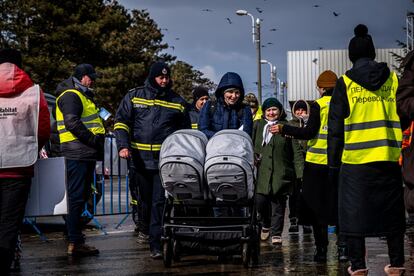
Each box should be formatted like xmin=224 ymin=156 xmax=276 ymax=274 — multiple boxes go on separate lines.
xmin=262 ymin=119 xmax=277 ymax=146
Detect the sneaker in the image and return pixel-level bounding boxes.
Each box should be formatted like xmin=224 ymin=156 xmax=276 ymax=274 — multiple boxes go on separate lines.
xmin=150 ymin=250 xmax=162 ymax=259
xmin=271 ymin=235 xmax=282 ymax=245
xmin=260 ymin=227 xmax=270 ymax=241
xmin=67 ymin=243 xmax=99 ymax=256
xmin=303 ymin=225 xmax=313 ymax=234
xmin=136 ymin=232 xmax=149 ymax=244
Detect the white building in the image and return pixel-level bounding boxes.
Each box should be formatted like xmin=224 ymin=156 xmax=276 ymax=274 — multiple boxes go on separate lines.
xmin=287 ymin=48 xmax=405 ymax=103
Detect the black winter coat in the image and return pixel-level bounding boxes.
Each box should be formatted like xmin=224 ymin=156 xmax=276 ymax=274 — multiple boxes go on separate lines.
xmin=56 ymin=77 xmax=104 ymax=160
xmin=328 ymin=58 xmax=405 ymax=236
xmin=114 ymin=79 xmax=191 ymax=170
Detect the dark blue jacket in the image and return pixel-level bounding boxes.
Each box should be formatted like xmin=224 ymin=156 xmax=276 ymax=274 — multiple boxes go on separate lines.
xmin=114 ymin=79 xmax=191 ymax=170
xmin=198 ymin=72 xmax=253 ymax=139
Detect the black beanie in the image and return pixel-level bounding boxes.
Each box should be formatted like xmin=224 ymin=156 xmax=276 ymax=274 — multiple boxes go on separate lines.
xmin=348 ymin=24 xmax=376 ymax=63
xmin=0 ymin=48 xmax=22 ymax=68
xmin=192 ymin=86 xmax=209 ymax=101
xmin=148 ymin=62 xmax=171 ymax=90
xmin=262 ymin=97 xmax=283 ymax=112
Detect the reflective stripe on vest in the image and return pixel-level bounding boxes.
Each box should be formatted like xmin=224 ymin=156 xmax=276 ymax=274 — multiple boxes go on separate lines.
xmin=56 ymin=89 xmax=105 ymax=143
xmin=191 ymin=123 xmax=198 ymax=129
xmin=305 ymin=96 xmax=330 ymax=165
xmin=0 ymin=85 xmax=40 ymax=168
xmin=131 ymin=97 xmax=185 ymax=112
xmin=342 ymin=73 xmax=402 ymax=164
xmin=130 ymin=142 xmax=162 ymax=151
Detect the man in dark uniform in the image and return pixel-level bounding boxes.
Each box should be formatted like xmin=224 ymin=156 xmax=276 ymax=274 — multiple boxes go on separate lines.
xmin=114 ymin=62 xmax=191 ymax=258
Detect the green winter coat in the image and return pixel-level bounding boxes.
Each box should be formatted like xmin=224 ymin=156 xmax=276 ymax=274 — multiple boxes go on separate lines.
xmin=253 ymin=119 xmax=304 ymax=196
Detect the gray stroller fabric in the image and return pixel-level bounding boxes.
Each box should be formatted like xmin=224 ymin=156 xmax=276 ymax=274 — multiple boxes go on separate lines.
xmin=159 ymin=129 xmax=208 ymax=200
xmin=204 ymin=130 xmax=254 ymax=201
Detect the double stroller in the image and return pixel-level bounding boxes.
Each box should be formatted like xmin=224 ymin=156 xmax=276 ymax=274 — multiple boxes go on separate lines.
xmin=159 ymin=129 xmax=260 ymax=267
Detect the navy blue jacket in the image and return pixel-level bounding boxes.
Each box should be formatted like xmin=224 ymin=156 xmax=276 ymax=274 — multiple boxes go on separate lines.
xmin=198 ymin=72 xmax=253 ymax=139
xmin=114 ymin=79 xmax=191 ymax=170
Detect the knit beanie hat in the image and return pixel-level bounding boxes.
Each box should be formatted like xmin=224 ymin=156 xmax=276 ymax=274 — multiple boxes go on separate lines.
xmin=149 ymin=61 xmax=171 ymax=80
xmin=294 ymin=100 xmax=308 ymax=112
xmin=0 ymin=48 xmax=22 ymax=68
xmin=317 ymin=70 xmax=338 ymax=89
xmin=262 ymin=97 xmax=283 ymax=112
xmin=192 ymin=86 xmax=209 ymax=101
xmin=74 ymin=64 xmax=99 ymax=80
xmin=243 ymin=92 xmax=259 ymax=108
xmin=348 ymin=24 xmax=376 ymax=63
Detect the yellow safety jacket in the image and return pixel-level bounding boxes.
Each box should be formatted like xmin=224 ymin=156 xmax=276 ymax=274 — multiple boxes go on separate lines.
xmin=305 ymin=96 xmax=330 ymax=165
xmin=342 ymin=73 xmax=402 ymax=164
xmin=56 ymin=89 xmax=105 ymax=143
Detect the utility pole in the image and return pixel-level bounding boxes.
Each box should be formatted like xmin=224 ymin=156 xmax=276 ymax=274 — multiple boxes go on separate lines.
xmin=256 ymin=18 xmax=262 ymax=104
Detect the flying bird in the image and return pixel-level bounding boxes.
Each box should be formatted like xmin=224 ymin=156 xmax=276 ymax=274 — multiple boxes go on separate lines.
xmin=267 ymin=42 xmax=274 ymax=45
xmin=161 ymin=28 xmax=168 ymax=32
xmin=269 ymin=28 xmax=278 ymax=31
xmin=256 ymin=7 xmax=263 ymax=13
xmin=169 ymin=46 xmax=175 ymax=51
xmin=333 ymin=11 xmax=340 ymax=17
xmin=175 ymin=37 xmax=180 ymax=40
xmin=313 ymin=5 xmax=320 ymax=8
xmin=312 ymin=58 xmax=318 ymax=64
xmin=202 ymin=8 xmax=212 ymax=12
xmin=226 ymin=17 xmax=232 ymax=24
xmin=318 ymin=47 xmax=324 ymax=50
xmin=261 ymin=45 xmax=266 ymax=48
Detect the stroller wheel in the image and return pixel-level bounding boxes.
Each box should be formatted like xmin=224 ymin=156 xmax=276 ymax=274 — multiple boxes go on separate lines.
xmin=242 ymin=242 xmax=251 ymax=268
xmin=172 ymin=240 xmax=180 ymax=262
xmin=163 ymin=240 xmax=173 ymax=267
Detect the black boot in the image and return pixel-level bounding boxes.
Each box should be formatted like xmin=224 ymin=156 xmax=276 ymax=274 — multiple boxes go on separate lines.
xmin=337 ymin=245 xmax=349 ymax=262
xmin=314 ymin=246 xmax=327 ymax=263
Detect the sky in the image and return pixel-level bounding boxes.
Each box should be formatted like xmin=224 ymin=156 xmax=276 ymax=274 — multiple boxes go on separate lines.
xmin=120 ymin=0 xmax=412 ymax=99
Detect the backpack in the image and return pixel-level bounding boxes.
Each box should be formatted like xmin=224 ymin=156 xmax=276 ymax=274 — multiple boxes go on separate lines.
xmin=402 ymin=121 xmax=414 ymax=188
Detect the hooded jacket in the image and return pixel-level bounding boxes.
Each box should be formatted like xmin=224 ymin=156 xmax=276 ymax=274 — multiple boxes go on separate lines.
xmin=198 ymin=72 xmax=253 ymax=139
xmin=55 ymin=77 xmax=104 ymax=160
xmin=327 ymin=57 xmax=392 ymax=167
xmin=114 ymin=78 xmax=191 ymax=170
xmin=0 ymin=63 xmax=50 ymax=178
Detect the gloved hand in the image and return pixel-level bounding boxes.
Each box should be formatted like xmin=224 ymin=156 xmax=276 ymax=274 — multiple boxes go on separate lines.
xmin=93 ymin=134 xmax=105 ymax=150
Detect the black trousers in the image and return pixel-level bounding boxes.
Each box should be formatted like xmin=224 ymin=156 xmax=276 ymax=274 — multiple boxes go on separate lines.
xmin=127 ymin=159 xmax=140 ymax=226
xmin=348 ymin=234 xmax=405 ymax=270
xmin=256 ymin=193 xmax=287 ymax=236
xmin=135 ymin=168 xmax=164 ymax=252
xmin=0 ymin=178 xmax=31 ymax=274
xmin=288 ymin=179 xmax=301 ymax=220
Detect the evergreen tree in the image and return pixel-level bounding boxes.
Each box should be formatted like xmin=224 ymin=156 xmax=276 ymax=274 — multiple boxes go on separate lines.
xmin=0 ymin=0 xmax=213 ymax=122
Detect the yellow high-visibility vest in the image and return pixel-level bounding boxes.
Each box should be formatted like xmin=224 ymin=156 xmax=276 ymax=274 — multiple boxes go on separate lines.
xmin=342 ymin=72 xmax=402 ymax=164
xmin=56 ymin=89 xmax=105 ymax=143
xmin=306 ymin=96 xmax=330 ymax=165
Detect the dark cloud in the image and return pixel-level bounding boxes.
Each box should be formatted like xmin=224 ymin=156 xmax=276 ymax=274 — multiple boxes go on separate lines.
xmin=120 ymin=0 xmax=412 ymax=97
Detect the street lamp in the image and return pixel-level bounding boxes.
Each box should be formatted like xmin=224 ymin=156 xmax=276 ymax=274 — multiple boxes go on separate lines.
xmin=261 ymin=59 xmax=277 ymax=98
xmin=236 ymin=9 xmax=262 ymax=104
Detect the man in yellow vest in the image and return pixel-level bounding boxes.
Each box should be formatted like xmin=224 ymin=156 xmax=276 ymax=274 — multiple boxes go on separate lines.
xmin=328 ymin=24 xmax=405 ymax=276
xmin=55 ymin=64 xmax=105 ymax=256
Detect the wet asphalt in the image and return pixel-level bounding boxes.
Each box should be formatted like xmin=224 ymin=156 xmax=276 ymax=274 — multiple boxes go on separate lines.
xmin=10 ymin=214 xmax=414 ymax=275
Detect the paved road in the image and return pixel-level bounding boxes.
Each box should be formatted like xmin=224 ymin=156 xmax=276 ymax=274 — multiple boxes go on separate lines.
xmin=11 ymin=214 xmax=414 ymax=275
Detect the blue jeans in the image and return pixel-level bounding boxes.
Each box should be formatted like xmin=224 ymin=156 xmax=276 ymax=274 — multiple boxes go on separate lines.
xmin=66 ymin=159 xmax=96 ymax=244
xmin=135 ymin=168 xmax=164 ymax=252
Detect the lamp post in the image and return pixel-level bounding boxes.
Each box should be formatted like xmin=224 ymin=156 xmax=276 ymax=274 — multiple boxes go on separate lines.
xmin=261 ymin=59 xmax=278 ymax=99
xmin=236 ymin=10 xmax=262 ymax=104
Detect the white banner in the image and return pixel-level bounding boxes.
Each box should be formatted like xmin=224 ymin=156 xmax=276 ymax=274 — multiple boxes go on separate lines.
xmin=25 ymin=157 xmax=67 ymax=216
